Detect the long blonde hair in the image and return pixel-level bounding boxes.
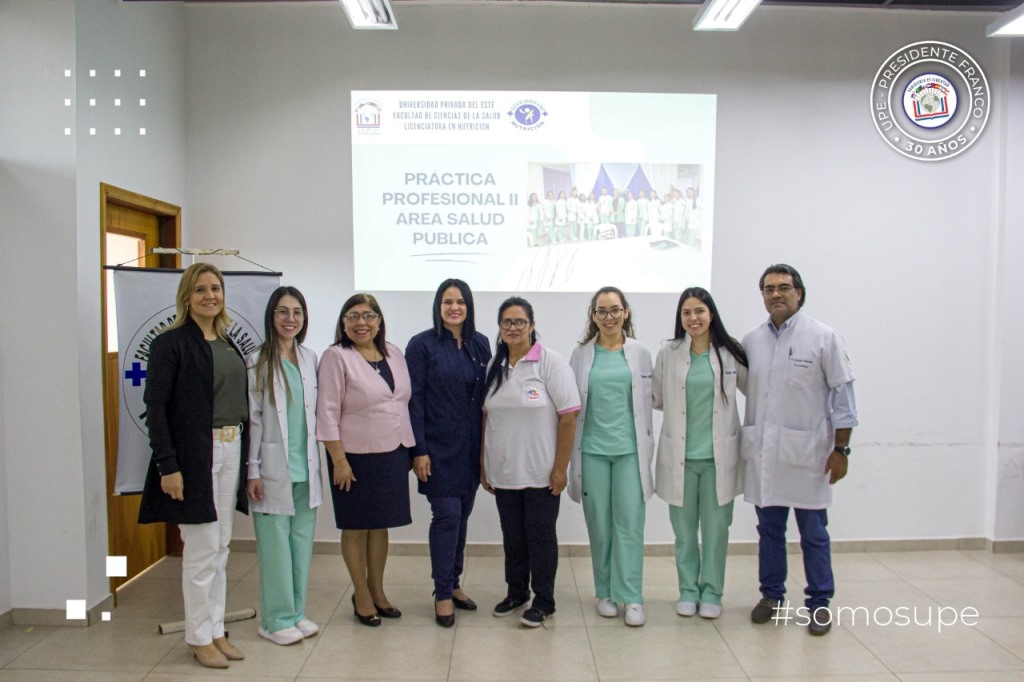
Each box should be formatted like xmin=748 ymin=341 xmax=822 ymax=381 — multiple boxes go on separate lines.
xmin=166 ymin=262 xmax=232 ymax=338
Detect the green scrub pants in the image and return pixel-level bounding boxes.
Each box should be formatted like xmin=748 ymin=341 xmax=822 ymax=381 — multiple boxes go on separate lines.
xmin=581 ymin=452 xmax=646 ymax=604
xmin=253 ymin=481 xmax=317 ymax=632
xmin=669 ymin=458 xmax=733 ymax=605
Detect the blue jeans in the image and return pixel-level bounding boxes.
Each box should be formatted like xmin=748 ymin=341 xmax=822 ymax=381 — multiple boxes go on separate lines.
xmin=427 ymin=492 xmax=476 ymax=600
xmin=755 ymin=505 xmax=834 ymax=609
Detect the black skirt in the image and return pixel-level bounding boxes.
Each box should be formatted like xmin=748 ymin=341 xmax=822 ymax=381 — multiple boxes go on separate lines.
xmin=326 ymin=447 xmax=412 ymax=530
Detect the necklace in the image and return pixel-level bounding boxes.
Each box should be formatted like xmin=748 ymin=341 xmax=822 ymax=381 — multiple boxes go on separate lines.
xmin=355 ymin=344 xmax=383 ymax=373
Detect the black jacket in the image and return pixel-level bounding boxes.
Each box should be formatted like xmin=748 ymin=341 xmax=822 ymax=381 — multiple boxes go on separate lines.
xmin=138 ymin=317 xmax=249 ymax=524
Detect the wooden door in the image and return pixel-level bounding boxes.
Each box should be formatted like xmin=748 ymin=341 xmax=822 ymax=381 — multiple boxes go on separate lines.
xmin=100 ymin=184 xmax=181 ymax=593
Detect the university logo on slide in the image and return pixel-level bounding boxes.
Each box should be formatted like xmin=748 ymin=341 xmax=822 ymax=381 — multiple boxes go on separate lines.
xmin=870 ymin=41 xmax=989 ymax=161
xmin=355 ymin=100 xmax=383 ymax=133
xmin=120 ymin=307 xmax=262 ymax=438
xmin=508 ymin=99 xmax=548 ymax=130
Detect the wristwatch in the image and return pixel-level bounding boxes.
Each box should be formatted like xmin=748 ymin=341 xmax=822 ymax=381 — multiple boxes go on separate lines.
xmin=833 ymin=446 xmax=851 ymax=457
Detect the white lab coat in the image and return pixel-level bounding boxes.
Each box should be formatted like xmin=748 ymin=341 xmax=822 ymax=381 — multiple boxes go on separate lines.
xmin=652 ymin=337 xmax=746 ymax=507
xmin=246 ymin=344 xmax=323 ymax=515
xmin=740 ymin=313 xmax=855 ymax=509
xmin=567 ymin=337 xmax=655 ymax=504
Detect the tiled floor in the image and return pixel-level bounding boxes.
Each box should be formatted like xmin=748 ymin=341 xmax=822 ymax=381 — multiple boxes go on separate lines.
xmin=2 ymin=549 xmax=1024 ymax=681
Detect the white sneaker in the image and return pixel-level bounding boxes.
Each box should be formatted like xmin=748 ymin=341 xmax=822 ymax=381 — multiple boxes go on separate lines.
xmin=699 ymin=602 xmax=722 ymax=619
xmin=257 ymin=625 xmax=304 ymax=645
xmin=675 ymin=600 xmax=697 ymax=617
xmin=596 ymin=598 xmax=618 ymax=618
xmin=624 ymin=603 xmax=646 ymax=627
xmin=295 ymin=619 xmax=319 ymax=637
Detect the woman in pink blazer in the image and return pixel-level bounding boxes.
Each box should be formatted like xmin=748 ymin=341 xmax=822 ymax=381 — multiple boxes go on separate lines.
xmin=317 ymin=293 xmax=415 ymax=627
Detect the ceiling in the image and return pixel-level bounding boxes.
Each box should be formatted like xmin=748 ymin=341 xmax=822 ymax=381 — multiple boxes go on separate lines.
xmin=163 ymin=0 xmax=1019 ymax=11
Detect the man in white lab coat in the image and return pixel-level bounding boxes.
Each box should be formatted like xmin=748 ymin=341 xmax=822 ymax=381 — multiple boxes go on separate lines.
xmin=741 ymin=264 xmax=857 ymax=636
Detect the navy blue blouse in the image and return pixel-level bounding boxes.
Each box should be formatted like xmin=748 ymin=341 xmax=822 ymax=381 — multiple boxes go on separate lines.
xmin=406 ymin=327 xmax=491 ymax=497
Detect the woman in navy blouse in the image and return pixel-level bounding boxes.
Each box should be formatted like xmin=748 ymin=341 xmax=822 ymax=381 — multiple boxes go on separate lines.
xmin=406 ymin=279 xmax=492 ymax=627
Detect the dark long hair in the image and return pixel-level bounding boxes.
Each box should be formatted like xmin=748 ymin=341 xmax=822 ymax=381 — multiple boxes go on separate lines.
xmin=579 ymin=285 xmax=635 ymax=344
xmin=672 ymin=287 xmax=748 ymax=403
xmin=432 ymin=278 xmax=477 ymax=340
xmin=254 ymin=286 xmax=309 ymax=405
xmin=484 ymin=296 xmax=537 ymax=398
xmin=334 ymin=293 xmax=389 ymax=357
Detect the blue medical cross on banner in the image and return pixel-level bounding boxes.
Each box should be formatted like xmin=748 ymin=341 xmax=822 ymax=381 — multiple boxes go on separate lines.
xmin=124 ymin=362 xmax=146 ymax=386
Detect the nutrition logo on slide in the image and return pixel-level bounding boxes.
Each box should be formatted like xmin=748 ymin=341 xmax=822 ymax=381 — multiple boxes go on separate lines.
xmin=508 ymin=99 xmax=548 ymax=131
xmin=870 ymin=41 xmax=989 ymax=161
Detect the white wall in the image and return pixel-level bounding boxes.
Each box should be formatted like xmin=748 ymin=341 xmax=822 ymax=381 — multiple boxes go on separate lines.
xmin=0 ymin=354 xmax=8 ymax=615
xmin=75 ymin=0 xmax=187 ymax=610
xmin=0 ymin=0 xmax=185 ymax=616
xmin=0 ymin=0 xmax=87 ymax=611
xmin=994 ymin=40 xmax=1024 ymax=540
xmin=182 ymin=2 xmax=1022 ymax=547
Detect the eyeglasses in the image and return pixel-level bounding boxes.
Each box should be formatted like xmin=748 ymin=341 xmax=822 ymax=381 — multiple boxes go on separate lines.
xmin=274 ymin=307 xmax=304 ymax=319
xmin=762 ymin=284 xmax=795 ymax=296
xmin=499 ymin=318 xmax=530 ymax=330
xmin=343 ymin=312 xmax=380 ymax=323
xmin=594 ymin=307 xmax=624 ymax=320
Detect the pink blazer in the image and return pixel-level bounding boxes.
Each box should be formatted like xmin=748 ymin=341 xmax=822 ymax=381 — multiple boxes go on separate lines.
xmin=315 ymin=342 xmax=415 ymax=454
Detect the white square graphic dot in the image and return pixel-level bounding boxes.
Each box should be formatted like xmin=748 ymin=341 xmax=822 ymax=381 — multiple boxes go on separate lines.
xmin=139 ymin=69 xmax=146 ymax=77
xmin=89 ymin=69 xmax=96 ymax=77
xmin=64 ymin=99 xmax=71 ymax=107
xmin=66 ymin=600 xmax=87 ymax=620
xmin=101 ymin=612 xmax=111 ymax=621
xmin=114 ymin=128 xmax=121 ymax=136
xmin=106 ymin=555 xmax=127 ymax=577
xmin=89 ymin=128 xmax=96 ymax=136
xmin=139 ymin=98 xmax=146 ymax=107
xmin=64 ymin=69 xmax=71 ymax=78
xmin=114 ymin=69 xmax=121 ymax=77
xmin=139 ymin=128 xmax=146 ymax=136
xmin=114 ymin=99 xmax=121 ymax=107
xmin=89 ymin=98 xmax=96 ymax=107
xmin=64 ymin=128 xmax=71 ymax=136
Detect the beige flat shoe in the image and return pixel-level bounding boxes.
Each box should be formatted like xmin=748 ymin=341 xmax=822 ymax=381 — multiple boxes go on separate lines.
xmin=212 ymin=636 xmax=245 ymax=660
xmin=190 ymin=643 xmax=229 ymax=669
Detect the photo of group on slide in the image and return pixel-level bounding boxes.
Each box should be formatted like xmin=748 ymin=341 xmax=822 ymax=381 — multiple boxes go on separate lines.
xmin=525 ymin=162 xmax=704 ymax=249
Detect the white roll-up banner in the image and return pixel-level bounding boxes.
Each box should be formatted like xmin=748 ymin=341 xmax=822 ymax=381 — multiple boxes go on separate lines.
xmin=111 ymin=268 xmax=281 ymax=495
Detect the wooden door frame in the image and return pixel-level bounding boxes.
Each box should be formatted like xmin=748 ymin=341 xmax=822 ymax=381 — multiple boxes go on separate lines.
xmin=100 ymin=183 xmax=181 ymax=594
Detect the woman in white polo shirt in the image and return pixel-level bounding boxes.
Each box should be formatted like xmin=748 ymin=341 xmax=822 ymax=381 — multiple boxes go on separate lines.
xmin=480 ymin=297 xmax=580 ymax=628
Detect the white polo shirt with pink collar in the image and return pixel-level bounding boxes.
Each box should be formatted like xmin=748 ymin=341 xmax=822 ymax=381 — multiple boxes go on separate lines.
xmin=483 ymin=343 xmax=581 ymax=490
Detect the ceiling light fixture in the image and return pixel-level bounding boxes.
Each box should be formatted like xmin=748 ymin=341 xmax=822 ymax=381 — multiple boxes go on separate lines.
xmin=338 ymin=0 xmax=397 ymax=30
xmin=693 ymin=0 xmax=762 ymax=32
xmin=986 ymin=2 xmax=1024 ymax=36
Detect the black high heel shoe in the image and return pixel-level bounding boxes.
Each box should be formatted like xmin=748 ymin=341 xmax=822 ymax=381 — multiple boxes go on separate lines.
xmin=452 ymin=594 xmax=478 ymax=611
xmin=352 ymin=594 xmax=381 ymax=627
xmin=373 ymin=602 xmax=402 ymax=618
xmin=434 ymin=599 xmax=455 ymax=628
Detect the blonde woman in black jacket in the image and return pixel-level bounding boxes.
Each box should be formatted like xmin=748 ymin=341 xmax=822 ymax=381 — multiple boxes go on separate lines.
xmin=139 ymin=263 xmax=249 ymax=669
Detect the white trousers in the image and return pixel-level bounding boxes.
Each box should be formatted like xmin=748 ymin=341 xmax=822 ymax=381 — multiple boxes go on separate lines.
xmin=180 ymin=433 xmax=240 ymax=646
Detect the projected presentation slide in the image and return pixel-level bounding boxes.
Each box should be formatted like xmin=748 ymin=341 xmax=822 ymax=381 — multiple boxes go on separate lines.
xmin=351 ymin=91 xmax=716 ymax=292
